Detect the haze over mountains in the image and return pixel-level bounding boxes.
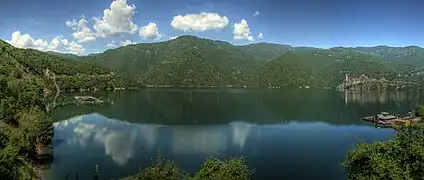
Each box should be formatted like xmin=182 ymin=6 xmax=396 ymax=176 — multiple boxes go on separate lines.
xmin=2 ymin=35 xmax=424 ymax=90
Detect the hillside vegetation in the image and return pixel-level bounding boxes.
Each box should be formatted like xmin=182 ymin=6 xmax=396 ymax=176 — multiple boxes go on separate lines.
xmin=82 ymin=36 xmax=424 ymax=88
xmin=1 ymin=40 xmax=139 ymax=93
xmin=4 ymin=36 xmax=424 ymax=89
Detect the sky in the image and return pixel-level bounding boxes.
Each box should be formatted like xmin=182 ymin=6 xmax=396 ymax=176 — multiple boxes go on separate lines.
xmin=0 ymin=0 xmax=423 ymax=55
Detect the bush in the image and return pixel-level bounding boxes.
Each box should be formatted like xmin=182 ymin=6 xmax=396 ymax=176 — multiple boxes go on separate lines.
xmin=343 ymin=124 xmax=424 ymax=180
xmin=121 ymin=155 xmax=251 ymax=180
xmin=192 ymin=157 xmax=251 ymax=180
xmin=121 ymin=154 xmax=186 ymax=180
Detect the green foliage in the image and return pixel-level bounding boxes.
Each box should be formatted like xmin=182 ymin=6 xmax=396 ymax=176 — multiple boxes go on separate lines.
xmin=121 ymin=155 xmax=251 ymax=180
xmin=122 ymin=153 xmax=186 ymax=180
xmin=415 ymin=105 xmax=424 ymax=118
xmin=193 ymin=157 xmax=251 ymax=180
xmin=0 ymin=39 xmax=125 ymax=92
xmin=343 ymin=124 xmax=424 ymax=180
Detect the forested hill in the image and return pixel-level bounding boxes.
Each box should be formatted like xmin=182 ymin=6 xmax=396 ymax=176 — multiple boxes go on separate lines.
xmin=3 ymin=36 xmax=424 ymax=89
xmin=82 ymin=35 xmax=424 ymax=88
xmin=0 ymin=40 xmax=121 ymax=92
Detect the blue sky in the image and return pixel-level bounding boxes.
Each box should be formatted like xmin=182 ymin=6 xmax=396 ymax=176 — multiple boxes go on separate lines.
xmin=0 ymin=0 xmax=423 ymax=55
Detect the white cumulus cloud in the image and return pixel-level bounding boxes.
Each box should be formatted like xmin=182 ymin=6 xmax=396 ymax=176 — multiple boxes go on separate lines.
xmin=93 ymin=0 xmax=138 ymax=37
xmin=7 ymin=31 xmax=49 ymax=51
xmin=171 ymin=12 xmax=229 ymax=32
xmin=233 ymin=19 xmax=254 ymax=41
xmin=6 ymin=31 xmax=85 ymax=55
xmin=169 ymin=36 xmax=179 ymax=40
xmin=258 ymin=33 xmax=263 ymax=39
xmin=65 ymin=18 xmax=96 ymax=42
xmin=139 ymin=23 xmax=162 ymax=40
xmin=106 ymin=40 xmax=117 ymax=48
xmin=67 ymin=41 xmax=85 ymax=54
xmin=253 ymin=11 xmax=260 ymax=16
xmin=120 ymin=40 xmax=137 ymax=46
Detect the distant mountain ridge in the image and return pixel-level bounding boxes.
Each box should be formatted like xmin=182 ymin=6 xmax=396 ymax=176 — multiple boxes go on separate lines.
xmin=84 ymin=35 xmax=424 ymax=63
xmin=3 ymin=36 xmax=424 ymax=89
xmin=47 ymin=51 xmax=81 ymax=60
xmin=79 ymin=36 xmax=424 ymax=89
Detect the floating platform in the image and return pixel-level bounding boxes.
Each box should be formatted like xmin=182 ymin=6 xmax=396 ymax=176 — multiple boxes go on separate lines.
xmin=74 ymin=96 xmax=104 ymax=104
xmin=361 ymin=112 xmax=422 ymax=128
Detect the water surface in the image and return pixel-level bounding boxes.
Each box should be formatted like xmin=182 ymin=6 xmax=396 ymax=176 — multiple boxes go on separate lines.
xmin=44 ymin=89 xmax=423 ymax=180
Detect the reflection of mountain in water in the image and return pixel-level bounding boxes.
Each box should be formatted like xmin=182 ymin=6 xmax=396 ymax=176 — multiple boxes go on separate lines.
xmin=53 ymin=114 xmax=160 ymax=165
xmin=53 ymin=114 xmax=258 ymax=165
xmin=52 ymin=89 xmax=424 ymax=126
xmin=343 ymin=91 xmax=420 ymax=104
xmin=172 ymin=126 xmax=227 ymax=155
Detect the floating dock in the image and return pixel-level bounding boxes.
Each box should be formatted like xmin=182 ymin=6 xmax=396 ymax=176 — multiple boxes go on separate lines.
xmin=361 ymin=112 xmax=422 ymax=128
xmin=74 ymin=96 xmax=104 ymax=104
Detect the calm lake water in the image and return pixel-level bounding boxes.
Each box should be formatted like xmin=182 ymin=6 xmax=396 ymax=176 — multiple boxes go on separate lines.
xmin=43 ymin=89 xmax=424 ymax=180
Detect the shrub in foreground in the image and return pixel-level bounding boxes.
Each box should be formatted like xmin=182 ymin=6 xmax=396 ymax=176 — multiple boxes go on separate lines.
xmin=120 ymin=155 xmax=251 ymax=180
xmin=343 ymin=124 xmax=424 ymax=180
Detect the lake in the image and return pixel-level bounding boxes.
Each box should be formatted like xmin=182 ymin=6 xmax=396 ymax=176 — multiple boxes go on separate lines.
xmin=43 ymin=89 xmax=424 ymax=180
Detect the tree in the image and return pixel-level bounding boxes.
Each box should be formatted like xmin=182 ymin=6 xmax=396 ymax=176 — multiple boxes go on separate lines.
xmin=193 ymin=157 xmax=251 ymax=180
xmin=121 ymin=153 xmax=186 ymax=180
xmin=121 ymin=154 xmax=251 ymax=180
xmin=343 ymin=124 xmax=424 ymax=180
xmin=415 ymin=105 xmax=424 ymax=118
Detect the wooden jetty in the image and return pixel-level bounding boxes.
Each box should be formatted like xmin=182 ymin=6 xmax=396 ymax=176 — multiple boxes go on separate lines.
xmin=74 ymin=96 xmax=104 ymax=104
xmin=361 ymin=112 xmax=422 ymax=128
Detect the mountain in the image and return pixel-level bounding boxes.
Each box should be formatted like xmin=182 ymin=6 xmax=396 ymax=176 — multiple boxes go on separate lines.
xmin=83 ymin=35 xmax=420 ymax=88
xmin=254 ymin=52 xmax=328 ymax=87
xmin=84 ymin=36 xmax=266 ymax=86
xmin=0 ymin=40 xmax=119 ymax=92
xmin=47 ymin=51 xmax=81 ymax=60
xmin=87 ymin=52 xmax=99 ymax=56
xmin=237 ymin=42 xmax=293 ymax=62
xmin=352 ymin=46 xmax=424 ymax=67
xmin=4 ymin=36 xmax=423 ymax=89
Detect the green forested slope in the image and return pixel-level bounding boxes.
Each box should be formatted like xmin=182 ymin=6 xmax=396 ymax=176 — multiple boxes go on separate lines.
xmin=0 ymin=40 xmax=54 ymax=179
xmin=84 ymin=36 xmax=263 ymax=85
xmin=0 ymin=40 xmax=123 ymax=91
xmin=5 ymin=36 xmax=423 ymax=89
xmin=83 ymin=36 xmax=420 ymax=88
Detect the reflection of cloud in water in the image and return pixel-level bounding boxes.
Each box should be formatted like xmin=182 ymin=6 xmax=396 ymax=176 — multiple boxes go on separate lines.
xmin=53 ymin=113 xmax=159 ymax=166
xmin=230 ymin=122 xmax=252 ymax=149
xmin=102 ymin=130 xmax=137 ymax=165
xmin=53 ymin=115 xmax=84 ymax=128
xmin=54 ymin=115 xmax=257 ymax=163
xmin=172 ymin=126 xmax=227 ymax=155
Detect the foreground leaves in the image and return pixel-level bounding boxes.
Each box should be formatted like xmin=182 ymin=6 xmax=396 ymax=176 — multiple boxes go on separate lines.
xmin=343 ymin=124 xmax=424 ymax=180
